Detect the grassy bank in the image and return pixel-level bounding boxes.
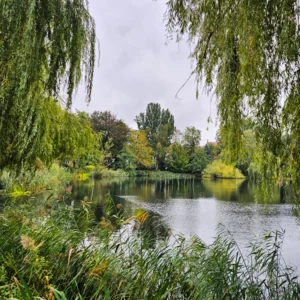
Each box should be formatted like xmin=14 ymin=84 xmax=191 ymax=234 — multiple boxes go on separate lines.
xmin=0 ymin=192 xmax=299 ymax=299
xmin=135 ymin=170 xmax=194 ymax=179
xmin=76 ymin=167 xmax=195 ymax=181
xmin=0 ymin=164 xmax=73 ymax=200
xmin=1 ymin=166 xmax=299 ymax=299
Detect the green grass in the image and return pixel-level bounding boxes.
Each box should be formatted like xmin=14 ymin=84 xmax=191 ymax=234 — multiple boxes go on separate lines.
xmin=0 ymin=193 xmax=299 ymax=299
xmin=136 ymin=170 xmax=194 ymax=179
xmin=84 ymin=168 xmax=194 ymax=180
xmin=1 ymin=164 xmax=73 ymax=200
xmin=93 ymin=168 xmax=130 ymax=179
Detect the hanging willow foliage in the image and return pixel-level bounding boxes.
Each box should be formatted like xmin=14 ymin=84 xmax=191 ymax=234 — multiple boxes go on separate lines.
xmin=37 ymin=99 xmax=102 ymax=167
xmin=165 ymin=0 xmax=300 ymax=190
xmin=0 ymin=0 xmax=96 ymax=170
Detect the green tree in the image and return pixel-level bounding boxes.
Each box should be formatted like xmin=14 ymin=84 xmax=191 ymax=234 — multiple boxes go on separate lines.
xmin=235 ymin=129 xmax=257 ymax=176
xmin=0 ymin=0 xmax=96 ymax=170
xmin=35 ymin=100 xmax=101 ymax=169
xmin=90 ymin=111 xmax=130 ymax=165
xmin=165 ymin=0 xmax=300 ymax=188
xmin=135 ymin=103 xmax=175 ymax=169
xmin=204 ymin=142 xmax=221 ymax=163
xmin=123 ymin=131 xmax=155 ymax=170
xmin=71 ymin=111 xmax=103 ymax=168
xmin=135 ymin=103 xmax=175 ymax=147
xmin=190 ymin=147 xmax=208 ymax=174
xmin=166 ymin=143 xmax=189 ymax=173
xmin=183 ymin=126 xmax=201 ymax=156
xmin=116 ymin=148 xmax=137 ymax=175
xmin=203 ymin=160 xmax=245 ymax=179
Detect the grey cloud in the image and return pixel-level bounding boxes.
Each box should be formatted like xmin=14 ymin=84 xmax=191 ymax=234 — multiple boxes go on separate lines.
xmin=73 ymin=0 xmax=217 ymax=144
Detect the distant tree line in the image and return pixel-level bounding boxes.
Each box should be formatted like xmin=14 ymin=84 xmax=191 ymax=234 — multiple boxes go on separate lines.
xmin=88 ymin=102 xmax=225 ymax=176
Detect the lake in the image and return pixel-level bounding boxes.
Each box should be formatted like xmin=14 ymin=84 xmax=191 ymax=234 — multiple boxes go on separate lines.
xmin=72 ymin=177 xmax=300 ymax=272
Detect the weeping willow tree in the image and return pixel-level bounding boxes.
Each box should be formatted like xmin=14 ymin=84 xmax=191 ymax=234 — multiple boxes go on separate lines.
xmin=38 ymin=99 xmax=102 ymax=167
xmin=165 ymin=0 xmax=300 ymax=194
xmin=0 ymin=0 xmax=96 ymax=170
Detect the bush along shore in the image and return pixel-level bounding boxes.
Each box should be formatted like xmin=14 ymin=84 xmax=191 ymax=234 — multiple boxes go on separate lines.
xmin=74 ymin=167 xmax=196 ymax=181
xmin=0 ymin=188 xmax=300 ymax=299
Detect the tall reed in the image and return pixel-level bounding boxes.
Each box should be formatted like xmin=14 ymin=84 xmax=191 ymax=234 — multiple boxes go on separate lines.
xmin=0 ymin=194 xmax=299 ymax=299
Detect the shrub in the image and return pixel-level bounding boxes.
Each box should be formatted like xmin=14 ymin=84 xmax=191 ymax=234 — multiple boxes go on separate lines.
xmin=1 ymin=164 xmax=73 ymax=198
xmin=84 ymin=165 xmax=96 ymax=172
xmin=203 ymin=160 xmax=245 ymax=179
xmin=136 ymin=170 xmax=194 ymax=179
xmin=93 ymin=168 xmax=130 ymax=178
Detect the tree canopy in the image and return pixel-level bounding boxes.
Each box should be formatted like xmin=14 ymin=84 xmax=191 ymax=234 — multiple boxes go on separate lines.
xmin=135 ymin=103 xmax=175 ymax=148
xmin=0 ymin=0 xmax=96 ymax=170
xmin=183 ymin=126 xmax=201 ymax=155
xmin=135 ymin=103 xmax=175 ymax=169
xmin=122 ymin=130 xmax=155 ymax=170
xmin=90 ymin=111 xmax=130 ymax=163
xmin=165 ymin=0 xmax=300 ymax=188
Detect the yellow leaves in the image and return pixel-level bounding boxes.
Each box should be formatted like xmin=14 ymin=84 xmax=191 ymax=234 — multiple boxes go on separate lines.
xmin=127 ymin=130 xmax=155 ymax=169
xmin=44 ymin=274 xmax=55 ymax=300
xmin=20 ymin=235 xmax=44 ymax=252
xmin=8 ymin=189 xmax=31 ymax=198
xmin=202 ymin=160 xmax=245 ymax=179
xmin=100 ymin=217 xmax=115 ymax=231
xmin=67 ymin=249 xmax=73 ymax=268
xmin=73 ymin=172 xmax=90 ymax=181
xmin=13 ymin=276 xmax=20 ymax=287
xmin=135 ymin=210 xmax=148 ymax=225
xmin=35 ymin=157 xmax=45 ymax=170
xmin=20 ymin=235 xmax=35 ymax=250
xmin=80 ymin=196 xmax=92 ymax=209
xmin=89 ymin=262 xmax=109 ymax=278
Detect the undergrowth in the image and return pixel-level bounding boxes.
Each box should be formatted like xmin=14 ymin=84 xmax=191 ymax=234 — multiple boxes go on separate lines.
xmin=0 ymin=164 xmax=72 ymax=199
xmin=135 ymin=170 xmax=194 ymax=179
xmin=93 ymin=168 xmax=130 ymax=179
xmin=0 ymin=193 xmax=299 ymax=299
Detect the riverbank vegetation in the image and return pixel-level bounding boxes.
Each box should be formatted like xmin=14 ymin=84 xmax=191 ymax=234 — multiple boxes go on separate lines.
xmin=165 ymin=0 xmax=300 ymax=197
xmin=67 ymin=104 xmax=249 ymax=180
xmin=203 ymin=160 xmax=245 ymax=179
xmin=2 ymin=0 xmax=300 ymax=298
xmin=1 ymin=194 xmax=299 ymax=299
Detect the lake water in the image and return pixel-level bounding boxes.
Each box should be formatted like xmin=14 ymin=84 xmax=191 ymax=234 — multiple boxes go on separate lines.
xmin=72 ymin=177 xmax=300 ymax=272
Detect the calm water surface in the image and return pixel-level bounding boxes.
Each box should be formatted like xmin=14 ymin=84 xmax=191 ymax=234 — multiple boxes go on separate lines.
xmin=72 ymin=178 xmax=300 ymax=272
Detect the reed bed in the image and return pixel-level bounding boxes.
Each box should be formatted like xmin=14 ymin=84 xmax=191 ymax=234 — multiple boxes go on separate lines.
xmin=0 ymin=194 xmax=299 ymax=299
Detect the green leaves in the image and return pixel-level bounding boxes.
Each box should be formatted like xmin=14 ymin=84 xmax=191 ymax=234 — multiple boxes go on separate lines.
xmin=165 ymin=0 xmax=300 ymax=191
xmin=135 ymin=103 xmax=175 ymax=148
xmin=0 ymin=0 xmax=97 ymax=170
xmin=166 ymin=143 xmax=190 ymax=173
xmin=1 ymin=190 xmax=300 ymax=299
xmin=90 ymin=111 xmax=130 ymax=166
xmin=135 ymin=103 xmax=175 ymax=169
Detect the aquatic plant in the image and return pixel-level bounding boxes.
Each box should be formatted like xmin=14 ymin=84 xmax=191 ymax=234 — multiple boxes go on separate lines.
xmin=0 ymin=193 xmax=299 ymax=299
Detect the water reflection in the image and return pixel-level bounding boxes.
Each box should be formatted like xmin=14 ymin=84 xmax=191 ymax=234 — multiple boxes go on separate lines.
xmin=202 ymin=179 xmax=284 ymax=203
xmin=72 ymin=177 xmax=300 ymax=271
xmin=73 ymin=178 xmax=288 ymax=204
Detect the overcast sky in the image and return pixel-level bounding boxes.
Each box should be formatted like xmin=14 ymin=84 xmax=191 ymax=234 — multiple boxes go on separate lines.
xmin=73 ymin=0 xmax=218 ymax=144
